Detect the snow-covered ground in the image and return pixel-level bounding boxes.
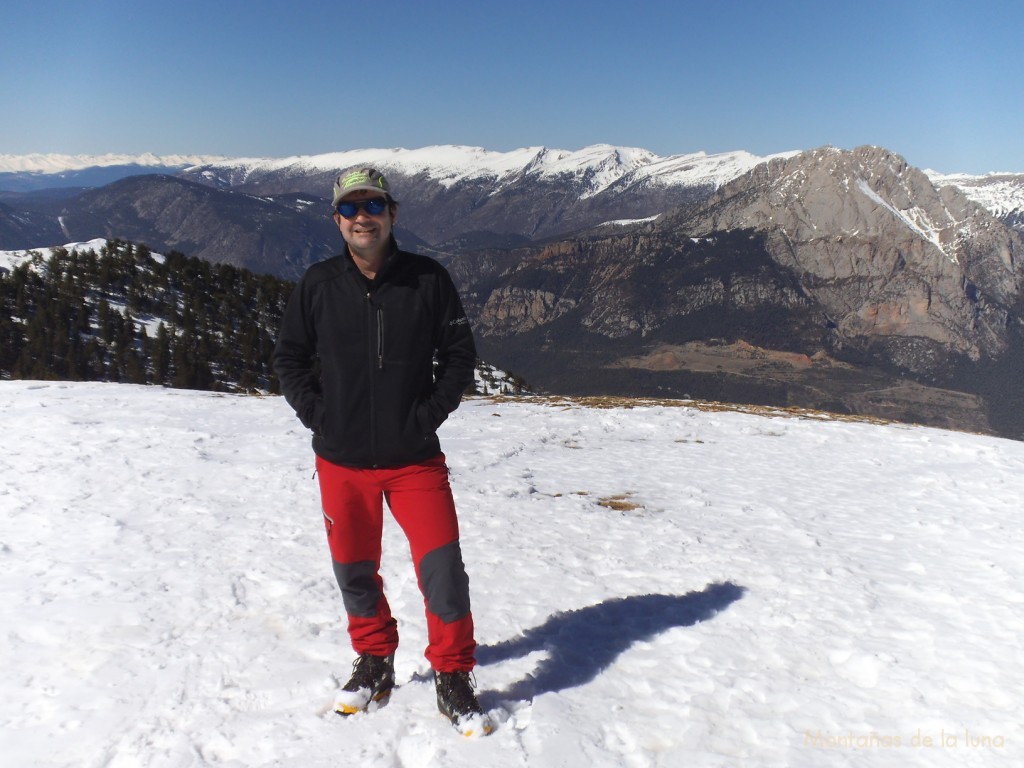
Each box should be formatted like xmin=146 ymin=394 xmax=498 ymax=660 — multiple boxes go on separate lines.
xmin=1 ymin=381 xmax=1022 ymax=767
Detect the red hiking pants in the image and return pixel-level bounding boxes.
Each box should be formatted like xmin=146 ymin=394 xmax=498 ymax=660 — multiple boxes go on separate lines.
xmin=315 ymin=453 xmax=476 ymax=672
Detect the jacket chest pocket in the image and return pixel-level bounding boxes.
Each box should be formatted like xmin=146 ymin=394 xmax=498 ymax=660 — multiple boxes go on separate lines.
xmin=376 ymin=293 xmax=433 ymax=365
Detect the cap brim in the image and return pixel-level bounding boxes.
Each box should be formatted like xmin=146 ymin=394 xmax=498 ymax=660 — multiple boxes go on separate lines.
xmin=332 ymin=185 xmax=393 ymax=208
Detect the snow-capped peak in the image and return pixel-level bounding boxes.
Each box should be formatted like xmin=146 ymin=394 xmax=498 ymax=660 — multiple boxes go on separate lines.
xmin=174 ymin=144 xmax=803 ymax=200
xmin=0 ymin=153 xmax=230 ymax=174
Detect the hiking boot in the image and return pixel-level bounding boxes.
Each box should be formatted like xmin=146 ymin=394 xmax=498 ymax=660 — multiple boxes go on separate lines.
xmin=334 ymin=652 xmax=395 ymax=715
xmin=434 ymin=670 xmax=493 ymax=737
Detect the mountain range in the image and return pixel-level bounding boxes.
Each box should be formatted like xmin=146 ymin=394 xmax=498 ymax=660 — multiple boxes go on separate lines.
xmin=3 ymin=145 xmax=1021 ymax=267
xmin=2 ymin=144 xmax=1024 ymax=437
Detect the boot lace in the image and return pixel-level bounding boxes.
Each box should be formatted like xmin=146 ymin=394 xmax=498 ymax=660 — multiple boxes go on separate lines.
xmin=436 ymin=670 xmax=482 ymax=716
xmin=344 ymin=653 xmax=393 ymax=692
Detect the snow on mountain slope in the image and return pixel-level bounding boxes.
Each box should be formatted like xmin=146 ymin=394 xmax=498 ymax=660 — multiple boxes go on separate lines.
xmin=0 ymin=145 xmax=797 ymax=200
xmin=193 ymin=145 xmax=800 ymax=198
xmin=6 ymin=149 xmax=1023 ymax=218
xmin=634 ymin=148 xmax=800 ymax=189
xmin=0 ymin=238 xmax=110 ymax=273
xmin=0 ymin=153 xmax=228 ymax=174
xmin=855 ymin=178 xmax=954 ymax=261
xmin=0 ymin=247 xmax=33 ymax=274
xmin=1 ymin=381 xmax=1021 ymax=767
xmin=927 ymin=170 xmax=1024 ymax=218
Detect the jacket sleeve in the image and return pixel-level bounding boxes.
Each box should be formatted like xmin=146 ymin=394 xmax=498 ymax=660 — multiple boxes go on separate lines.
xmin=423 ymin=266 xmax=477 ymax=429
xmin=273 ymin=276 xmax=325 ymax=433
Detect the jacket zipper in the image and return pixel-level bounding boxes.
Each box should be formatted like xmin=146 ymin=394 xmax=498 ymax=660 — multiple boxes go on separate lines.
xmin=366 ymin=287 xmax=386 ymax=465
xmin=376 ymin=306 xmax=384 ymax=370
xmin=366 ymin=290 xmax=378 ymax=464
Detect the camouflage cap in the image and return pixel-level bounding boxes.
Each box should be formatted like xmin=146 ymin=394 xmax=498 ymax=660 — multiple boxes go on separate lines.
xmin=331 ymin=167 xmax=394 ymax=208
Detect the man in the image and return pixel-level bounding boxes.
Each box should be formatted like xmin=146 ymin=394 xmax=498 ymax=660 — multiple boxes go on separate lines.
xmin=273 ymin=167 xmax=490 ymax=737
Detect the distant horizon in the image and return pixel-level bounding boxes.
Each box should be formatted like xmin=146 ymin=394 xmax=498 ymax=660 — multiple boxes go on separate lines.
xmin=1 ymin=142 xmax=1021 ymax=178
xmin=2 ymin=1 xmax=1022 ymax=176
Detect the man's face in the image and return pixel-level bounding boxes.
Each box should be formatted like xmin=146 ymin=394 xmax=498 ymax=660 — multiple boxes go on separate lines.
xmin=333 ymin=188 xmax=396 ymax=256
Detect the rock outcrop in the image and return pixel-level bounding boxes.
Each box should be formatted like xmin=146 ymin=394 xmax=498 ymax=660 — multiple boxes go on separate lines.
xmin=673 ymin=146 xmax=1024 ymax=375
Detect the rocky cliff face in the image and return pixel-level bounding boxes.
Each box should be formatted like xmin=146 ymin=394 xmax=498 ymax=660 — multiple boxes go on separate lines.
xmin=465 ymin=231 xmax=813 ymax=342
xmin=670 ymin=146 xmax=1024 ymax=377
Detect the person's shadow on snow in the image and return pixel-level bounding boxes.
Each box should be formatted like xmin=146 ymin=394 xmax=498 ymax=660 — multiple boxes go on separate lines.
xmin=476 ymin=581 xmax=745 ymax=702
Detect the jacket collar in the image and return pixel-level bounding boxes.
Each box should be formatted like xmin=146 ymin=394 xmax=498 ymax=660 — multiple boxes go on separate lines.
xmin=342 ymin=235 xmax=402 ymax=285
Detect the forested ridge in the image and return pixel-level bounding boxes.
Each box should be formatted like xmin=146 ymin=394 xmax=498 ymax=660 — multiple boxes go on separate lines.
xmin=1 ymin=240 xmax=292 ymax=392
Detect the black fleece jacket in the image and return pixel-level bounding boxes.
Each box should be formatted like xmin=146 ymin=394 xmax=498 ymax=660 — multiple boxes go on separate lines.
xmin=273 ymin=243 xmax=476 ymax=468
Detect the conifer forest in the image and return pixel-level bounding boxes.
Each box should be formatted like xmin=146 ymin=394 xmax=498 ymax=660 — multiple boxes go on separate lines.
xmin=0 ymin=241 xmax=291 ymax=392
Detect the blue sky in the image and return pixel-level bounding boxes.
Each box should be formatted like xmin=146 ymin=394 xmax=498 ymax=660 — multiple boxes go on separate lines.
xmin=2 ymin=0 xmax=1021 ymax=173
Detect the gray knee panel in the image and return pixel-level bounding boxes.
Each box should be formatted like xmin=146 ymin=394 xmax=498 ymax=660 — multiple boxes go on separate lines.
xmin=332 ymin=559 xmax=381 ymax=618
xmin=419 ymin=540 xmax=471 ymax=623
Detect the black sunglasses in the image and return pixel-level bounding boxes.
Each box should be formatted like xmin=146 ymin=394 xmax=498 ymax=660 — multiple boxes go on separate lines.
xmin=336 ymin=197 xmax=389 ymax=219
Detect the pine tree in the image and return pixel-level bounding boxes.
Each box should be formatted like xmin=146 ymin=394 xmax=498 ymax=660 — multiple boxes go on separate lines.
xmin=153 ymin=322 xmax=171 ymax=385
